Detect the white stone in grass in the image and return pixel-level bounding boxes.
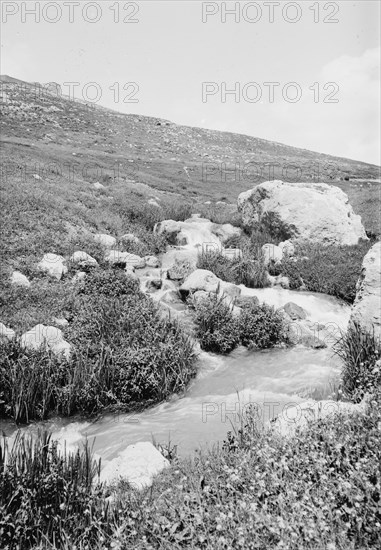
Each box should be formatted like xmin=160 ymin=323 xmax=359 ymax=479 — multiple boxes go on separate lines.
xmin=37 ymin=254 xmax=68 ymax=280
xmin=93 ymin=182 xmax=105 ymax=190
xmin=279 ymin=240 xmax=295 ymax=257
xmin=93 ymin=233 xmax=117 ymax=248
xmin=70 ymin=251 xmax=98 ymax=268
xmin=0 ymin=322 xmax=15 ymax=341
xmin=105 ymin=250 xmax=145 ymax=269
xmin=52 ymin=317 xmax=69 ymax=328
xmin=11 ymin=271 xmax=31 ymax=288
xmin=148 ymin=199 xmax=160 ymax=208
xmin=120 ymin=233 xmax=142 ymax=245
xmin=21 ymin=324 xmax=72 ymax=359
xmin=99 ymin=442 xmax=169 ymax=489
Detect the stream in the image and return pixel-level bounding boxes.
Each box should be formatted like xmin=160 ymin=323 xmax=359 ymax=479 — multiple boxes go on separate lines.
xmin=0 ymin=286 xmax=351 ymax=462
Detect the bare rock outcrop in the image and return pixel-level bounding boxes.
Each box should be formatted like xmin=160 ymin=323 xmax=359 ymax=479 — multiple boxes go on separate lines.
xmin=349 ymin=241 xmax=381 ymax=341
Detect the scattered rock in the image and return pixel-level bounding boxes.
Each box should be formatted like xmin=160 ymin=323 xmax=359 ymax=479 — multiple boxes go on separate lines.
xmin=37 ymin=254 xmax=67 ymax=280
xmin=0 ymin=322 xmax=15 ymax=341
xmin=349 ymin=241 xmax=381 ymax=340
xmin=120 ymin=233 xmax=142 ymax=245
xmin=52 ymin=317 xmax=69 ymax=328
xmin=285 ymin=320 xmax=326 ymax=349
xmin=180 ymin=269 xmax=241 ymax=300
xmin=94 ymin=233 xmax=117 ymax=248
xmin=180 ymin=269 xmax=220 ymax=297
xmin=146 ymin=279 xmax=162 ymax=291
xmin=99 ymin=441 xmax=170 ymax=489
xmin=284 ymin=302 xmax=308 ymax=320
xmin=279 ymin=240 xmax=295 ymax=257
xmin=11 ymin=271 xmax=31 ymax=288
xmin=21 ymin=324 xmax=72 ymax=359
xmin=278 ymin=276 xmax=290 ymax=289
xmin=238 ymin=180 xmax=368 ymax=245
xmin=144 ymin=255 xmax=160 ymax=268
xmin=262 ymin=244 xmax=283 ymax=267
xmin=105 ymin=250 xmax=145 ymax=269
xmin=70 ymin=251 xmax=98 ymax=269
xmin=167 ymin=260 xmax=194 ymax=281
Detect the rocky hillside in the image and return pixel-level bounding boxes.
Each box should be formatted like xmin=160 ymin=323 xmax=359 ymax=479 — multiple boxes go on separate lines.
xmin=1 ymin=74 xmax=380 ymax=235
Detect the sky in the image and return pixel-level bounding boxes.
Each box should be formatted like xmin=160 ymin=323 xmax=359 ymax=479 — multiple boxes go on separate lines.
xmin=1 ymin=0 xmax=380 ymax=165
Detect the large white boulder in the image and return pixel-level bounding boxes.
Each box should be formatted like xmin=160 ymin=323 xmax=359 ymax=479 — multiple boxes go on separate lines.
xmin=37 ymin=254 xmax=67 ymax=280
xmin=349 ymin=242 xmax=381 ymax=341
xmin=99 ymin=441 xmax=170 ymax=489
xmin=237 ymin=180 xmax=368 ymax=246
xmin=21 ymin=324 xmax=72 ymax=359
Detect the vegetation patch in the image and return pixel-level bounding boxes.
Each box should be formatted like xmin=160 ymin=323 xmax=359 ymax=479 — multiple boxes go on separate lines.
xmin=279 ymin=239 xmax=375 ymax=303
xmin=193 ymin=294 xmax=288 ymax=353
xmin=0 ymin=270 xmax=197 ymax=423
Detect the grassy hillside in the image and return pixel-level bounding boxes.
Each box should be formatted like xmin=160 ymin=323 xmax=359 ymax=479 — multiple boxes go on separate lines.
xmin=1 ymin=75 xmax=380 ymax=237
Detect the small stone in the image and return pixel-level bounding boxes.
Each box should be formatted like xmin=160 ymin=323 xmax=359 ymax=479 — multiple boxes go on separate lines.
xmin=94 ymin=233 xmax=117 ymax=248
xmin=105 ymin=250 xmax=145 ymax=269
xmin=0 ymin=322 xmax=15 ymax=341
xmin=11 ymin=271 xmax=31 ymax=288
xmin=37 ymin=254 xmax=67 ymax=280
xmin=21 ymin=324 xmax=72 ymax=359
xmin=284 ymin=302 xmax=308 ymax=320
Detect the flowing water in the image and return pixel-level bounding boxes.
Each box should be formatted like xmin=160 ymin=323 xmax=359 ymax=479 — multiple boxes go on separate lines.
xmin=0 ymin=287 xmax=351 ymax=462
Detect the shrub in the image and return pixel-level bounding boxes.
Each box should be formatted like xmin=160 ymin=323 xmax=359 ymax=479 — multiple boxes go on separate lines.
xmin=335 ymin=322 xmax=381 ymax=402
xmin=193 ymin=293 xmax=240 ymax=354
xmin=79 ymin=268 xmax=140 ymax=297
xmin=237 ymin=302 xmax=288 ymax=349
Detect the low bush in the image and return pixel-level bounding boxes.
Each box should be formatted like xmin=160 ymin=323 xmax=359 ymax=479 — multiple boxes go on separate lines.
xmin=335 ymin=322 xmax=381 ymax=403
xmin=193 ymin=294 xmax=288 ymax=353
xmin=237 ymin=301 xmax=288 ymax=349
xmin=193 ymin=293 xmax=240 ymax=354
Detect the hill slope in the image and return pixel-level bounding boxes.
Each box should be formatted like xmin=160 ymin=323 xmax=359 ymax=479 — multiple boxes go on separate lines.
xmin=1 ymin=75 xmax=380 ymax=237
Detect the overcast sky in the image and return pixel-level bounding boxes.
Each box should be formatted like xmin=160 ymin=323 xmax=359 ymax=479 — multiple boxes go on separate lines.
xmin=1 ymin=0 xmax=380 ymax=165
